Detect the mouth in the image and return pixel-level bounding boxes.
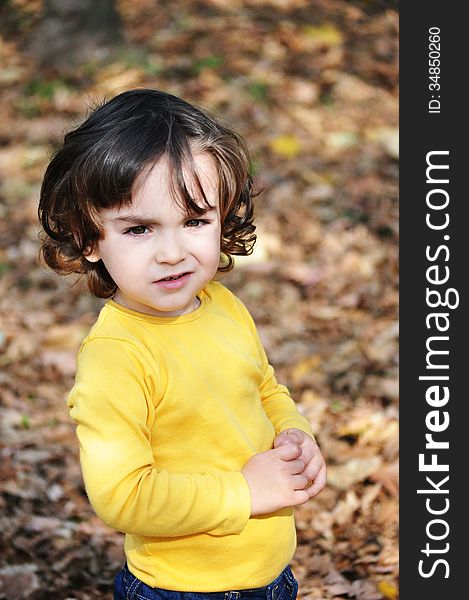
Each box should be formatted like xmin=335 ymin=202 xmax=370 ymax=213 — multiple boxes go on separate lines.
xmin=156 ymin=272 xmax=191 ymax=283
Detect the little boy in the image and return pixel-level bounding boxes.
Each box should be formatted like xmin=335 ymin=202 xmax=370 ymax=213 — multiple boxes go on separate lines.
xmin=38 ymin=89 xmax=326 ymax=599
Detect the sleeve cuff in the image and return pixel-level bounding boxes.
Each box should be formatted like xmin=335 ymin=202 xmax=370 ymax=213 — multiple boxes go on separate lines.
xmin=276 ymin=416 xmax=315 ymax=440
xmin=209 ymin=471 xmax=251 ymax=536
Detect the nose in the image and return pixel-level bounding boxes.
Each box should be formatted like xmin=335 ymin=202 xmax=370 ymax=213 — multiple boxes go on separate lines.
xmin=155 ymin=230 xmax=186 ymax=265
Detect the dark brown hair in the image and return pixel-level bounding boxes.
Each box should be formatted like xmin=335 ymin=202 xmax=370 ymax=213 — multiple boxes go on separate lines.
xmin=38 ymin=88 xmax=257 ymax=297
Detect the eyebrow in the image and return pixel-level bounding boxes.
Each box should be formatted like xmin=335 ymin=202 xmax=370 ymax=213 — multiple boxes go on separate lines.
xmin=112 ymin=206 xmax=217 ymax=225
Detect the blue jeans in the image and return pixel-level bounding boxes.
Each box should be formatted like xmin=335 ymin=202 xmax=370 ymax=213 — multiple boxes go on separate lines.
xmin=113 ymin=564 xmax=299 ymax=600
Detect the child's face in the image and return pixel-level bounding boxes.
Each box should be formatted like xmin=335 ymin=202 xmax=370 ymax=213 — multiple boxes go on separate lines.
xmin=86 ymin=153 xmax=222 ymax=317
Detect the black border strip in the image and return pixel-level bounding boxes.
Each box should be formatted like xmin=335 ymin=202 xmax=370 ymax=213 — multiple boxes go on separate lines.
xmin=400 ymin=3 xmax=465 ymax=597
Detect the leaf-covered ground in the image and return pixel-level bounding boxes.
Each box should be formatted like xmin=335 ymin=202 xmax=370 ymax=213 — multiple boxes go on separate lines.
xmin=0 ymin=1 xmax=398 ymax=599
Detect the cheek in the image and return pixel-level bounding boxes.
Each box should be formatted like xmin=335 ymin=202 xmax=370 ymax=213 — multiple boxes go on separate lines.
xmin=209 ymin=234 xmax=222 ymax=258
xmin=99 ymin=248 xmax=137 ymax=280
xmin=196 ymin=239 xmax=220 ymax=271
xmin=196 ymin=229 xmax=221 ymax=253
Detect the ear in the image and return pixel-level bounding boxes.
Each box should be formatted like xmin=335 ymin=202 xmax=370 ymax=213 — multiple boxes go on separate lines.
xmin=83 ymin=245 xmax=101 ymax=263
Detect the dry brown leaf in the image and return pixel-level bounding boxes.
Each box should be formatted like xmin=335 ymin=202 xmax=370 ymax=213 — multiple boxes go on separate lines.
xmin=349 ymin=579 xmax=383 ymax=600
xmin=42 ymin=323 xmax=89 ymax=350
xmin=331 ymin=490 xmax=360 ymax=525
xmin=0 ymin=565 xmax=40 ymax=600
xmin=327 ymin=457 xmax=382 ymax=490
xmin=375 ymin=499 xmax=399 ymax=527
xmin=369 ymin=461 xmax=399 ymax=496
xmin=360 ymin=483 xmax=383 ymax=513
xmin=324 ymin=571 xmax=352 ymax=596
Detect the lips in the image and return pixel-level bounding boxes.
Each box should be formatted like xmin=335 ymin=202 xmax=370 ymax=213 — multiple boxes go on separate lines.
xmin=156 ymin=272 xmax=190 ymax=282
xmin=153 ymin=272 xmax=193 ymax=290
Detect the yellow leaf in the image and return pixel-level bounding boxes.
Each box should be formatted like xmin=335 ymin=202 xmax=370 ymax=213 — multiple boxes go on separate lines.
xmin=270 ymin=135 xmax=301 ymax=158
xmin=302 ymin=23 xmax=343 ymax=47
xmin=378 ymin=581 xmax=398 ymax=600
xmin=291 ymin=355 xmax=321 ymax=384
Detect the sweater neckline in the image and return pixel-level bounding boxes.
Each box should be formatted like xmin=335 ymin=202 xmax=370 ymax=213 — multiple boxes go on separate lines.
xmin=105 ymin=287 xmax=210 ymax=325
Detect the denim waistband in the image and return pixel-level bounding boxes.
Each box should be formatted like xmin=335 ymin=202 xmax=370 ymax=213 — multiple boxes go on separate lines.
xmin=116 ymin=563 xmax=298 ymax=600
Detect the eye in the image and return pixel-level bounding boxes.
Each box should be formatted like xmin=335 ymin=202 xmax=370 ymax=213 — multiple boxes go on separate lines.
xmin=185 ymin=219 xmax=208 ymax=228
xmin=124 ymin=225 xmax=149 ymax=235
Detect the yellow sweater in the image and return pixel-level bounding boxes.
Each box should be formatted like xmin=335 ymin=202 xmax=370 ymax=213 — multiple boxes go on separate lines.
xmin=68 ymin=280 xmax=314 ymax=591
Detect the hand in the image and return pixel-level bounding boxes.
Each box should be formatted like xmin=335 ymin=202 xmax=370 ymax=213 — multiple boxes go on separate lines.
xmin=241 ymin=444 xmax=311 ymax=516
xmin=274 ymin=428 xmax=326 ymax=499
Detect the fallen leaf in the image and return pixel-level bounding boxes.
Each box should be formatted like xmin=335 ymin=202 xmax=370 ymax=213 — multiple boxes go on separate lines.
xmin=328 ymin=457 xmax=382 ymax=490
xmin=377 ymin=580 xmax=398 ymax=600
xmin=269 ymin=135 xmax=302 ymax=158
xmin=291 ymin=355 xmax=322 ymax=385
xmin=324 ymin=570 xmax=352 ymax=596
xmin=369 ymin=461 xmax=399 ymax=496
xmin=331 ymin=489 xmax=360 ymax=525
xmin=302 ymin=23 xmax=344 ymax=47
xmin=350 ymin=579 xmax=383 ymax=600
xmin=40 ymin=349 xmax=77 ymax=375
xmin=366 ymin=127 xmax=399 ymax=159
xmin=360 ymin=483 xmax=382 ymax=513
xmin=0 ymin=565 xmax=40 ymax=600
xmin=43 ymin=323 xmax=89 ymax=351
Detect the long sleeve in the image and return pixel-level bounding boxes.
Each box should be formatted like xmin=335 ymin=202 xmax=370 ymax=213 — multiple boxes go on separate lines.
xmin=257 ymin=340 xmax=314 ymax=438
xmin=234 ymin=298 xmax=315 ymax=439
xmin=68 ymin=338 xmax=251 ymax=538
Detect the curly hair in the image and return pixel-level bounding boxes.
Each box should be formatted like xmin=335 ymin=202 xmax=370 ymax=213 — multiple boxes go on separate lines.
xmin=38 ymin=88 xmax=257 ymax=298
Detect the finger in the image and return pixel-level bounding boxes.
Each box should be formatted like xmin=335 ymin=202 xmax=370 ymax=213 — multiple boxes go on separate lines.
xmin=298 ymin=446 xmax=314 ymax=466
xmin=304 ymin=465 xmax=327 ymax=498
xmin=303 ymin=456 xmax=326 ymax=481
xmin=284 ymin=458 xmax=306 ymax=475
xmin=291 ymin=474 xmax=309 ymax=490
xmin=290 ymin=489 xmax=310 ymax=506
xmin=273 ymin=443 xmax=301 ymax=461
xmin=274 ymin=429 xmax=303 ymax=448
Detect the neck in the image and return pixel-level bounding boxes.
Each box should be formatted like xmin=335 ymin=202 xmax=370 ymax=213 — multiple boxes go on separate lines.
xmin=113 ymin=293 xmax=201 ymax=316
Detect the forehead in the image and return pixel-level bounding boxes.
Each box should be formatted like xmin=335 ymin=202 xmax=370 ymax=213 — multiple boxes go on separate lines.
xmin=137 ymin=151 xmax=219 ymax=197
xmin=98 ymin=151 xmax=219 ymax=223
